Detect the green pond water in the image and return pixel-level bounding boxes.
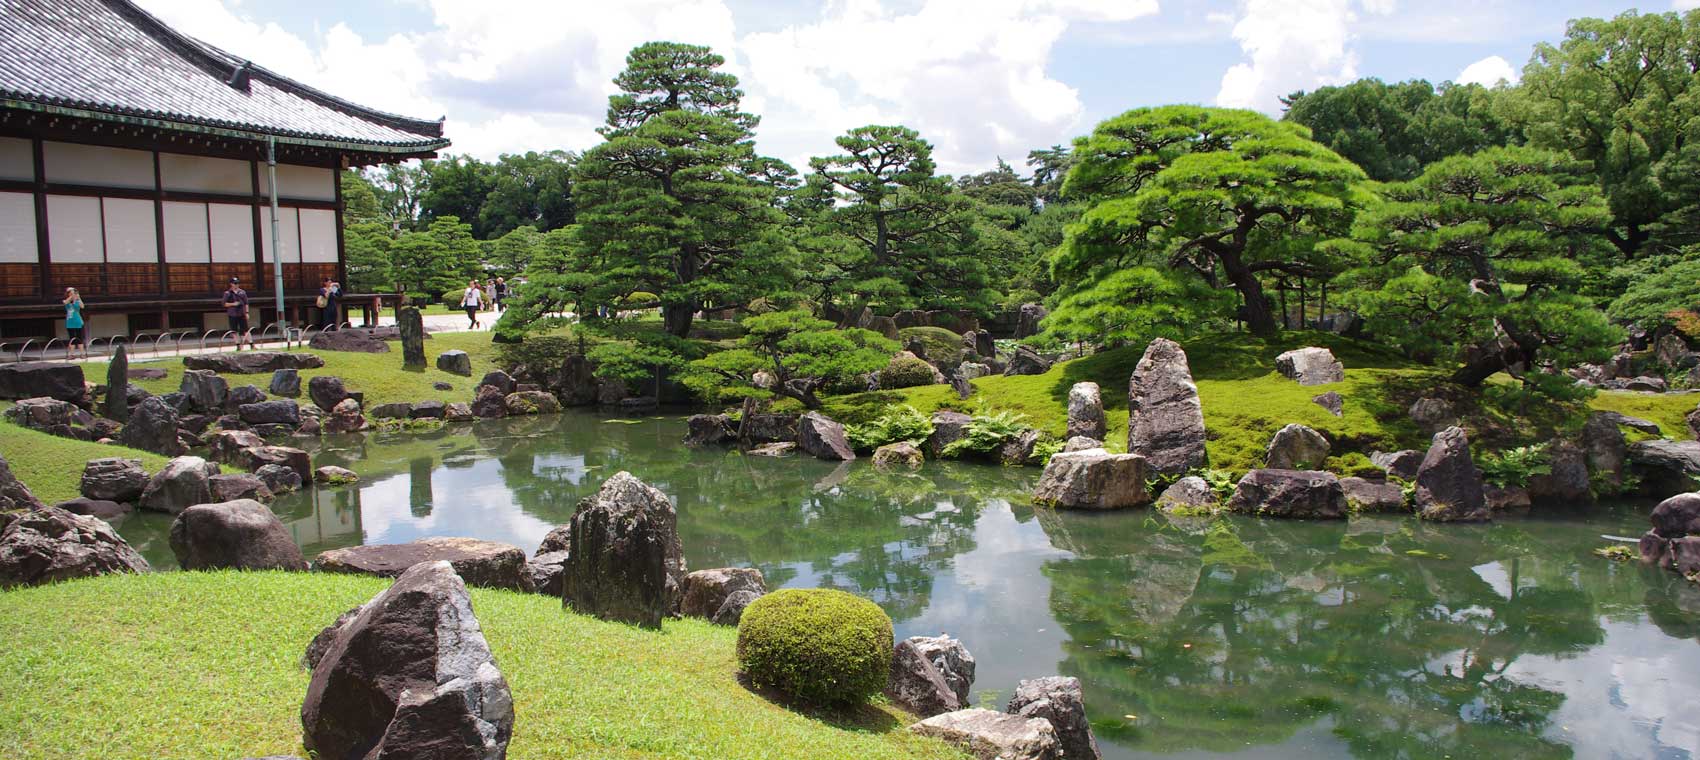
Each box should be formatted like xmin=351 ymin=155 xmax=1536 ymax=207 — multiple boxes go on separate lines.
xmin=113 ymin=411 xmax=1700 ymax=759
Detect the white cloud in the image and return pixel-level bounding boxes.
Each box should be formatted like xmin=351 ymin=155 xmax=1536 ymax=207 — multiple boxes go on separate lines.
xmin=1215 ymin=0 xmax=1393 ymax=113
xmin=1676 ymin=0 xmax=1700 ymax=11
xmin=1456 ymin=54 xmax=1519 ymax=87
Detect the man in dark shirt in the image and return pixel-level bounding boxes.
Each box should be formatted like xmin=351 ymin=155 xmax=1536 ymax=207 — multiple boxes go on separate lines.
xmin=223 ymin=277 xmax=254 ymax=350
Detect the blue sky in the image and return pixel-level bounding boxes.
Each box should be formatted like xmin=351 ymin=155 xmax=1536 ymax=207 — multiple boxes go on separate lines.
xmin=137 ymin=0 xmax=1679 ymax=173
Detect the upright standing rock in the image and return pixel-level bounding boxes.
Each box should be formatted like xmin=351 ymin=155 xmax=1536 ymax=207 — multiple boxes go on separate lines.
xmin=1264 ymin=423 xmax=1330 ymax=469
xmin=104 ymin=345 xmax=129 ymax=422
xmin=564 ymin=472 xmax=685 ymax=628
xmin=118 ymin=396 xmax=185 ymax=456
xmin=1007 ymin=677 xmax=1100 ymax=760
xmin=1066 ymin=382 xmax=1106 ymax=441
xmin=307 ymin=375 xmax=349 ymax=412
xmin=398 ymin=306 xmax=426 ymax=369
xmin=301 ymin=561 xmax=513 ymax=760
xmin=269 ymin=368 xmax=300 ymax=398
xmin=1127 ymin=338 xmax=1208 ymax=475
xmin=798 ymin=412 xmax=856 ymax=461
xmin=138 ymin=456 xmax=220 ymax=514
xmin=0 ymin=453 xmax=45 ymax=512
xmin=179 ymin=369 xmax=229 ymax=414
xmin=1582 ymin=412 xmax=1628 ymax=489
xmin=1015 ymin=303 xmax=1048 ymax=339
xmin=1414 ymin=426 xmax=1489 ymax=522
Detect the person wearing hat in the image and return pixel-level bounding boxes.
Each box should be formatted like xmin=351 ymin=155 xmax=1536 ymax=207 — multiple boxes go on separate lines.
xmin=222 ymin=277 xmax=254 ymax=350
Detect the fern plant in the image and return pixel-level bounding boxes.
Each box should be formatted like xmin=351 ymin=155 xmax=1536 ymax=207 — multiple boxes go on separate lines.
xmin=941 ymin=408 xmax=1031 ymax=459
xmin=845 ymin=405 xmax=934 ymax=452
xmin=1475 ymin=443 xmax=1552 ymax=488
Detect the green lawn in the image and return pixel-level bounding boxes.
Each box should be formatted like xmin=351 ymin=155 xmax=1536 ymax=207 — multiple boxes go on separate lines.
xmin=0 ymin=572 xmax=966 ymax=760
xmin=0 ymin=419 xmax=168 ymax=504
xmin=126 ymin=330 xmax=500 ymax=408
xmin=1589 ymin=390 xmax=1697 ymax=441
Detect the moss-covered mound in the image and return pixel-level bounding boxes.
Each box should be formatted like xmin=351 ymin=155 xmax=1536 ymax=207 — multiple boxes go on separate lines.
xmin=0 ymin=572 xmax=963 ymax=760
xmin=736 ymin=588 xmax=895 ymax=707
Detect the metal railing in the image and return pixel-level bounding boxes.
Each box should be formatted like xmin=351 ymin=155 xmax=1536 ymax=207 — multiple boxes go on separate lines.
xmin=1 ymin=321 xmax=313 ymax=363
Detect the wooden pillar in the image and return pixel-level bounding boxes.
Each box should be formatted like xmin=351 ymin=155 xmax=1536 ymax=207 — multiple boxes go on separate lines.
xmin=31 ymin=138 xmax=49 ymax=299
xmin=151 ymin=150 xmax=167 ymax=297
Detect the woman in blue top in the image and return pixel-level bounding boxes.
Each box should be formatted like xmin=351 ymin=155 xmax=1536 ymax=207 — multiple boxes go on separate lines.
xmin=62 ymin=287 xmax=86 ymax=359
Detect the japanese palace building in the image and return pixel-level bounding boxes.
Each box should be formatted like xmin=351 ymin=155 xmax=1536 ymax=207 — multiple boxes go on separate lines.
xmin=0 ymin=0 xmax=449 ymax=341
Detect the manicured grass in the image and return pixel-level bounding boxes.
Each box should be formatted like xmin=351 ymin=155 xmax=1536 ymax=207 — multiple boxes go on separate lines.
xmin=0 ymin=419 xmax=168 ymax=504
xmin=1589 ymin=390 xmax=1697 ymax=440
xmin=126 ymin=330 xmax=500 ymax=407
xmin=0 ymin=572 xmax=966 ymax=760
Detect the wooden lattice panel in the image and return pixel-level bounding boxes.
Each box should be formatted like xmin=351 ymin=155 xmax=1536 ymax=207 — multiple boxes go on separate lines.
xmin=167 ymin=263 xmax=211 ymax=295
xmin=106 ymin=263 xmax=159 ymax=295
xmin=50 ymin=263 xmax=106 ymax=296
xmin=210 ymin=263 xmax=257 ymax=291
xmin=0 ymin=263 xmax=39 ymax=298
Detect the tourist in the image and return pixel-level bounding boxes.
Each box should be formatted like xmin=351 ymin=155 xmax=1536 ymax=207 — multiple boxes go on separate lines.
xmin=317 ymin=277 xmax=341 ymax=330
xmin=222 ymin=277 xmax=254 ymax=350
xmin=61 ymin=287 xmax=86 ymax=359
xmin=483 ymin=279 xmax=497 ymax=313
xmin=494 ymin=277 xmax=509 ymax=312
xmin=460 ymin=279 xmax=485 ymax=328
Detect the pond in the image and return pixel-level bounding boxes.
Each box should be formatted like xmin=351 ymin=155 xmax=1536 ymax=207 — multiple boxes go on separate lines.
xmin=113 ymin=412 xmax=1700 ymax=759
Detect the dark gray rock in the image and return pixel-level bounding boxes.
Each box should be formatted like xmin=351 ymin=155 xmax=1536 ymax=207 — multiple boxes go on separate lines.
xmin=0 ymin=453 xmax=44 ymax=512
xmin=1312 ymin=391 xmax=1344 ymax=417
xmin=927 ymin=411 xmax=972 ymax=458
xmin=471 ymin=385 xmax=508 ymax=419
xmin=1629 ymin=439 xmax=1700 ymax=479
xmin=301 ymin=561 xmax=513 ymax=760
xmin=118 ymin=396 xmax=184 ymax=456
xmin=1651 ymin=492 xmax=1700 ymax=538
xmin=563 ymin=472 xmax=684 ymax=628
xmin=1066 ymin=382 xmax=1106 ymax=441
xmin=314 ymin=465 xmax=360 ymax=484
xmin=226 ymin=384 xmax=266 ymax=410
xmin=128 ymin=367 xmax=167 ymax=380
xmin=529 ymin=550 xmax=569 ymax=598
xmin=1003 ymin=345 xmax=1052 ymax=376
xmin=1340 ymin=476 xmax=1406 ymax=513
xmin=680 ymin=567 xmax=766 ymax=619
xmin=315 ymin=537 xmax=532 ymax=592
xmin=208 ymin=473 xmax=274 ymax=503
xmin=0 ymin=361 xmax=85 ymax=402
xmin=1226 ymin=469 xmax=1348 ymax=519
xmin=432 ymin=381 xmax=454 ymax=391
xmin=1527 ymin=440 xmax=1590 ymax=503
xmin=1155 ymin=476 xmax=1218 ymax=514
xmin=873 ymin=441 xmax=925 ymax=470
xmin=233 ymin=445 xmax=311 ymax=483
xmin=537 ymin=524 xmax=572 ymax=555
xmin=999 ymin=428 xmax=1043 ymax=466
xmin=268 ymin=369 xmax=300 ymax=397
xmin=799 ymin=412 xmax=856 ymax=461
xmin=964 ymin=330 xmax=997 ymax=360
xmin=169 ymin=499 xmax=304 ymax=570
xmin=369 ymin=402 xmax=413 ymax=420
xmin=504 ymin=390 xmax=561 ymax=416
xmin=178 ymin=369 xmax=229 ymax=413
xmin=887 ymin=636 xmax=968 ymax=718
xmin=1015 ymin=303 xmax=1048 ymax=339
xmin=104 ymin=345 xmax=129 ymax=422
xmin=1275 ymin=347 xmax=1344 ymax=385
xmin=80 ymin=457 xmax=146 ymax=503
xmin=909 ymin=709 xmax=1059 ymax=760
xmin=9 ymin=396 xmax=89 ymax=440
xmin=53 ymin=497 xmax=130 ymax=520
xmin=479 ymin=370 xmax=517 ymax=396
xmin=1414 ymin=426 xmax=1490 ymax=522
xmin=712 ymin=589 xmax=760 ymax=626
xmin=685 ymin=414 xmax=736 ymax=445
xmin=1265 ymin=423 xmax=1330 ymax=470
xmin=0 ymin=506 xmax=149 ymax=587
xmin=307 ymin=375 xmax=349 ymax=412
xmin=301 ymin=606 xmax=362 ymax=671
xmin=398 ymin=307 xmax=426 ymax=369
xmin=436 ymin=350 xmax=472 ymax=376
xmin=1594 ymin=410 xmax=1662 ymax=436
xmin=1032 ymin=449 xmax=1149 ymax=510
xmin=124 ymin=383 xmax=152 ymax=407
xmin=1625 ymin=376 xmax=1669 ymax=393
xmin=543 ymin=356 xmax=600 ymax=406
xmin=207 ymin=429 xmax=266 ymax=465
xmin=910 ymin=635 xmax=975 ymax=708
xmin=1127 ymin=338 xmax=1208 ymax=475
xmin=1007 ymin=676 xmax=1099 ymax=760
xmin=254 ymin=464 xmax=303 ymax=495
xmin=740 ymin=412 xmax=798 ymax=444
xmin=308 ymin=329 xmax=389 ymax=353
xmin=238 ymin=400 xmax=300 ymax=426
xmin=1689 ymin=405 xmax=1700 ymax=441
xmin=138 ymin=456 xmax=220 ymax=514
xmin=323 ymin=398 xmax=366 ymax=434
xmin=1655 ymin=333 xmax=1695 ymax=369
xmin=1582 ymin=413 xmax=1628 ymax=490
xmin=444 ymin=402 xmax=474 ymax=422
xmin=409 ymin=400 xmax=447 ymax=419
xmin=1370 ymin=450 xmax=1424 ymax=481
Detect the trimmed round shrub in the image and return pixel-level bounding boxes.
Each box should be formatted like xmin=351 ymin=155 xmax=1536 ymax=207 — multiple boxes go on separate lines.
xmin=879 ymin=356 xmax=939 ymax=389
xmin=736 ymin=588 xmax=894 ymax=707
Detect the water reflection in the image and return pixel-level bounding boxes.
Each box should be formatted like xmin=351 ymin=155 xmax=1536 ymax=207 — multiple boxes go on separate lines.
xmin=107 ymin=412 xmax=1700 ymax=759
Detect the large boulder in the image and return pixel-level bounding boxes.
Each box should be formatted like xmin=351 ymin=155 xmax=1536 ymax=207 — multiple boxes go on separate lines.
xmin=268 ymin=368 xmax=301 ymax=398
xmin=1003 ymin=345 xmax=1052 ymax=376
xmin=314 ymin=537 xmax=533 ymax=592
xmin=1594 ymin=410 xmax=1662 ymax=436
xmin=301 ymin=561 xmax=513 ymax=760
xmin=1527 ymin=440 xmax=1591 ymax=503
xmin=118 ymin=396 xmax=185 ymax=456
xmin=0 ymin=361 xmax=85 ymax=401
xmin=54 ymin=497 xmax=130 ymax=521
xmin=1414 ymin=426 xmax=1489 ymax=522
xmin=887 ymin=635 xmax=973 ymax=718
xmin=908 ymin=709 xmax=1059 ymax=760
xmin=436 ymin=350 xmax=473 ymax=376
xmin=234 ymin=445 xmax=311 ymax=482
xmin=798 ymin=412 xmax=856 ymax=461
xmin=528 ymin=551 xmax=570 ymax=598
xmin=307 ymin=375 xmax=349 ymax=412
xmin=1264 ymin=423 xmax=1330 ymax=469
xmin=1339 ymin=476 xmax=1407 ymax=513
xmin=368 ymin=402 xmax=413 ymax=420
xmin=685 ymin=414 xmax=736 ymax=446
xmin=103 ymin=345 xmax=130 ymax=422
xmin=1225 ymin=469 xmax=1348 ymax=519
xmin=186 ymin=352 xmax=325 ymax=375
xmin=563 ymin=472 xmax=684 ymax=628
xmin=254 ymin=463 xmax=303 ymax=495
xmin=1014 ymin=303 xmax=1048 ymax=339
xmin=926 ymin=411 xmax=972 ymax=458
xmin=78 ymin=457 xmax=146 ymax=503
xmin=1274 ymin=347 xmax=1344 ymax=386
xmin=208 ymin=473 xmax=274 ymax=503
xmin=227 ymin=384 xmax=266 ymax=410
xmin=138 ymin=456 xmax=220 ymax=514
xmin=409 ymin=400 xmax=447 ymax=420
xmin=0 ymin=505 xmax=149 ymax=587
xmin=207 ymin=429 xmax=266 ymax=465
xmin=1581 ymin=413 xmax=1628 ymax=490
xmin=873 ymin=441 xmax=925 ymax=470
xmin=1655 ymin=333 xmax=1696 ymax=369
xmin=1007 ymin=677 xmax=1100 ymax=760
xmin=1650 ymin=492 xmax=1700 ymax=538
xmin=479 ymin=370 xmax=517 ymax=397
xmin=4 ymin=396 xmax=87 ymax=439
xmin=169 ymin=499 xmax=305 ymax=571
xmin=503 ymin=390 xmax=561 ymax=416
xmin=177 ymin=369 xmax=229 ymax=413
xmin=1065 ymin=382 xmax=1106 ymax=441
xmin=238 ymin=400 xmax=300 ymax=426
xmin=1155 ymin=476 xmax=1217 ymax=514
xmin=324 ymin=398 xmax=367 ymax=434
xmin=679 ymin=567 xmax=766 ymax=620
xmin=0 ymin=453 xmax=44 ymax=512
xmin=471 ymin=385 xmax=508 ymax=419
xmin=1127 ymin=338 xmax=1208 ymax=475
xmin=1370 ymin=450 xmax=1423 ymax=481
xmin=1032 ymin=449 xmax=1149 ymax=510
xmin=1629 ymin=439 xmax=1700 ymax=480
xmin=307 ymin=329 xmax=389 ymax=353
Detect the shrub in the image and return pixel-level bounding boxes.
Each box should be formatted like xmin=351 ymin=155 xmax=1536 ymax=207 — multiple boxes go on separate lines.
xmin=940 ymin=408 xmax=1032 ymax=459
xmin=1475 ymin=444 xmax=1552 ymax=488
xmin=846 ymin=405 xmax=933 ymax=451
xmin=879 ymin=356 xmax=940 ymax=389
xmin=736 ymin=588 xmax=894 ymax=707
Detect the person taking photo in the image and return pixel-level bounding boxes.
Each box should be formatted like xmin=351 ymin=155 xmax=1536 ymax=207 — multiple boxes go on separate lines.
xmin=223 ymin=277 xmax=254 ymax=350
xmin=62 ymin=287 xmax=86 ymax=359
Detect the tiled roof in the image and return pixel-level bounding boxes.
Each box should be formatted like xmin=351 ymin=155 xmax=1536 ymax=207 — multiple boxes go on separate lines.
xmin=0 ymin=0 xmax=449 ymax=151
